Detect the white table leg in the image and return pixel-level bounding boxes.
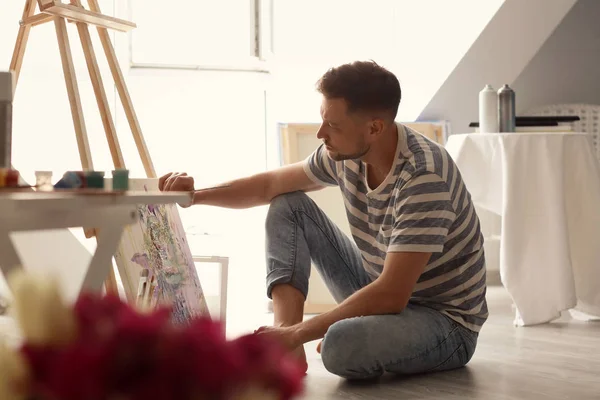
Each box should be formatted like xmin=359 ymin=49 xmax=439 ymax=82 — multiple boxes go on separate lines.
xmin=79 ymin=225 xmax=125 ymax=294
xmin=79 ymin=207 xmax=138 ymax=294
xmin=0 ymin=230 xmax=24 ymax=281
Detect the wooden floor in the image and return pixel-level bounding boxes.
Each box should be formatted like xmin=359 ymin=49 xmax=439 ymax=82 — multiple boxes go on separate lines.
xmin=293 ymin=286 xmax=600 ymax=399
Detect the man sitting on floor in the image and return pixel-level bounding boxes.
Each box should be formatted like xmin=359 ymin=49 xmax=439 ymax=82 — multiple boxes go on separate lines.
xmin=159 ymin=60 xmax=488 ymax=380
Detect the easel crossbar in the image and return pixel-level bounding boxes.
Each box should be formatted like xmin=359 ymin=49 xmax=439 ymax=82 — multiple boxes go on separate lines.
xmin=21 ymin=1 xmax=135 ymax=32
xmin=41 ymin=3 xmax=136 ymax=32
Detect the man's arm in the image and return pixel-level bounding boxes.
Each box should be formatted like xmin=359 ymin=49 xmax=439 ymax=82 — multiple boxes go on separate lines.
xmin=291 ymin=251 xmax=431 ymax=345
xmin=159 ymin=161 xmax=323 ymax=209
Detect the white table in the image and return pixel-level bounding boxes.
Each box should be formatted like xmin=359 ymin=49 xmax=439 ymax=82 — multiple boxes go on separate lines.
xmin=445 ymin=132 xmax=600 ymax=326
xmin=0 ymin=190 xmax=190 ymax=297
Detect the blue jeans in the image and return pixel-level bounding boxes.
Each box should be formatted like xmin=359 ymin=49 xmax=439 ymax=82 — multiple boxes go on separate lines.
xmin=265 ymin=191 xmax=478 ymax=380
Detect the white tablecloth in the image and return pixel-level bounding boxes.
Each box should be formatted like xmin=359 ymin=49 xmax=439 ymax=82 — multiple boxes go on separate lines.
xmin=445 ymin=132 xmax=600 ymax=326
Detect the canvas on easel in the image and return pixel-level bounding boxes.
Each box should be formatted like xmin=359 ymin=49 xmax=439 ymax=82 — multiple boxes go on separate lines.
xmin=113 ymin=178 xmax=210 ymax=325
xmin=7 ymin=0 xmax=211 ymax=322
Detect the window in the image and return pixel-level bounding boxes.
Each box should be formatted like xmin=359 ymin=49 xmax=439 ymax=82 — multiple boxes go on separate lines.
xmin=128 ymin=0 xmax=272 ymax=71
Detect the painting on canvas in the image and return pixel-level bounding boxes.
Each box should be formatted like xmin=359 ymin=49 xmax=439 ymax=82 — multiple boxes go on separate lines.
xmin=113 ymin=178 xmax=210 ymax=324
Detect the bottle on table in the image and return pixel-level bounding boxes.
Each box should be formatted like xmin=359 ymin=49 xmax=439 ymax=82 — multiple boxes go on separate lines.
xmin=498 ymin=84 xmax=516 ymax=133
xmin=479 ymin=84 xmax=498 ymax=133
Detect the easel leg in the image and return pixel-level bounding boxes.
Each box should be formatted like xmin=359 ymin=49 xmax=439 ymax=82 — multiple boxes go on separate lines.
xmin=10 ymin=0 xmax=37 ymax=86
xmin=87 ymin=0 xmax=156 ymax=178
xmin=74 ymin=20 xmax=125 ymax=168
xmin=103 ymin=262 xmax=119 ymax=296
xmin=54 ymin=16 xmax=93 ymax=170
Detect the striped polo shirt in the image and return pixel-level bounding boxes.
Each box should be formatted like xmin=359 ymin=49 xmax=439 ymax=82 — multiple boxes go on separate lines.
xmin=303 ymin=123 xmax=488 ymax=332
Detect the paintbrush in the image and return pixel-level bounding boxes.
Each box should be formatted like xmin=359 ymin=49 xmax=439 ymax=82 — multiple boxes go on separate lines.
xmin=194 ymin=184 xmax=232 ymax=192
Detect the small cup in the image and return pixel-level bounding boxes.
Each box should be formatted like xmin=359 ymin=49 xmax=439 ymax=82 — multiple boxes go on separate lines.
xmin=86 ymin=171 xmax=105 ymax=189
xmin=35 ymin=170 xmax=53 ymax=190
xmin=112 ymin=169 xmax=129 ymax=191
xmin=1 ymin=168 xmax=20 ymax=188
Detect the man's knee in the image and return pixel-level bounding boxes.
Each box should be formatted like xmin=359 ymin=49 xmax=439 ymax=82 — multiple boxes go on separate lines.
xmin=266 ymin=191 xmax=312 ymax=229
xmin=320 ymin=318 xmax=383 ymax=380
xmin=268 ymin=191 xmax=311 ymax=212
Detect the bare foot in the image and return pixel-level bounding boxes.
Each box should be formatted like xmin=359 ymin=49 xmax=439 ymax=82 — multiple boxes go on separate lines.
xmin=316 ymin=340 xmax=322 ymax=354
xmin=292 ymin=345 xmax=308 ymax=375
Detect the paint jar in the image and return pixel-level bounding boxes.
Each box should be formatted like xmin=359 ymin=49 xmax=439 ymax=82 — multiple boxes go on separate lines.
xmin=0 ymin=168 xmax=19 ymax=188
xmin=35 ymin=170 xmax=53 ymax=191
xmin=112 ymin=169 xmax=129 ymax=191
xmin=54 ymin=171 xmax=84 ymax=189
xmin=85 ymin=170 xmax=104 ymax=189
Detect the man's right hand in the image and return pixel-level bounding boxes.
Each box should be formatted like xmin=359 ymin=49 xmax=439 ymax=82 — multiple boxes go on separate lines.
xmin=159 ymin=172 xmax=195 ymax=192
xmin=159 ymin=172 xmax=195 ymax=207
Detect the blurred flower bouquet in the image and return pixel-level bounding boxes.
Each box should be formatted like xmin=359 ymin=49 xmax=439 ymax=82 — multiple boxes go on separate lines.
xmin=0 ymin=272 xmax=304 ymax=400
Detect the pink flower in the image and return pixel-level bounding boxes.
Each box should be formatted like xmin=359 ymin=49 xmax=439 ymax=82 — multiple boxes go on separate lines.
xmin=229 ymin=334 xmax=305 ymax=400
xmin=14 ymin=291 xmax=305 ymax=400
xmin=22 ymin=341 xmax=109 ymax=400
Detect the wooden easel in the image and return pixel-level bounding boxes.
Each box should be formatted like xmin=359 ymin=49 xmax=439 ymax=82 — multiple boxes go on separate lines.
xmin=9 ymin=0 xmax=157 ymax=298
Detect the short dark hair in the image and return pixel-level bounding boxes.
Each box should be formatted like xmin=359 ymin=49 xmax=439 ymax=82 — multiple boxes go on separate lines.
xmin=316 ymin=60 xmax=401 ymax=120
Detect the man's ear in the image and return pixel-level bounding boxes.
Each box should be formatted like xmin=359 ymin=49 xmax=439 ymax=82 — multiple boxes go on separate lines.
xmin=369 ymin=118 xmax=385 ymax=138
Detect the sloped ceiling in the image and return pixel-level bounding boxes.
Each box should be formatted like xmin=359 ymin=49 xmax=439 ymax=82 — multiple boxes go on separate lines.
xmin=417 ymin=0 xmax=578 ymax=134
xmin=512 ymin=0 xmax=600 ymax=114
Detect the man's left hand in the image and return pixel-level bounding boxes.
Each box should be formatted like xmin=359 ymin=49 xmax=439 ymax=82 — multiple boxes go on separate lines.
xmin=255 ymin=325 xmax=303 ymax=349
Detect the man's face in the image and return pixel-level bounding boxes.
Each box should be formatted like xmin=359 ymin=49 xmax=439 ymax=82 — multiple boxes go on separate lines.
xmin=316 ymin=97 xmax=372 ymax=161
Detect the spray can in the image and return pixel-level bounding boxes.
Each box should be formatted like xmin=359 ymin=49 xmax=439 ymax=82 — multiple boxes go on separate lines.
xmin=498 ymin=84 xmax=516 ymax=133
xmin=0 ymin=71 xmax=14 ymax=169
xmin=478 ymin=85 xmax=498 ymax=133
